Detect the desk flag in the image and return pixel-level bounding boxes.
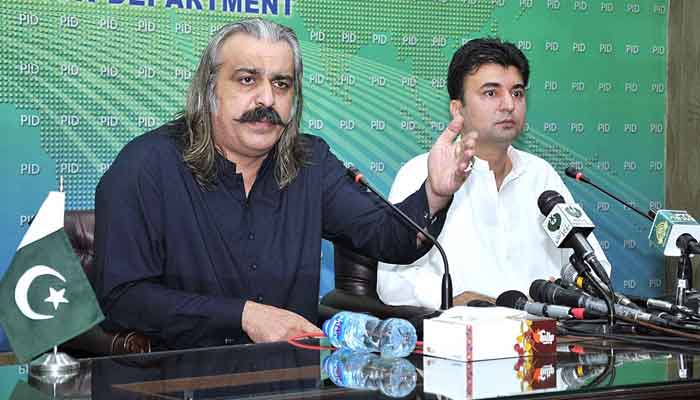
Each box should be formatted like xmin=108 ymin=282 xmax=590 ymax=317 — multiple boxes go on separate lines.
xmin=0 ymin=191 xmax=104 ymax=363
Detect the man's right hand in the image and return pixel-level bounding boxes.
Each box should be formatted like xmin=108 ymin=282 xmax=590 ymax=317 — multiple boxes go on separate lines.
xmin=242 ymin=301 xmax=322 ymax=343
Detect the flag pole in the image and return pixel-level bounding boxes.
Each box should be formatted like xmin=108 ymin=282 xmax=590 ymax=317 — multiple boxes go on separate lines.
xmin=29 ymin=175 xmax=80 ymax=379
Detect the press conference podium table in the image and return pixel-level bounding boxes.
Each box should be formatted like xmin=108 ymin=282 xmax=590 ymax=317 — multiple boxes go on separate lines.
xmin=12 ymin=336 xmax=700 ymax=400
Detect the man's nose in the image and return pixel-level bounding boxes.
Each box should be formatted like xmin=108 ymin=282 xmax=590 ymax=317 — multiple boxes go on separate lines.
xmin=256 ymin=81 xmax=275 ymax=107
xmin=500 ymin=93 xmax=515 ymax=112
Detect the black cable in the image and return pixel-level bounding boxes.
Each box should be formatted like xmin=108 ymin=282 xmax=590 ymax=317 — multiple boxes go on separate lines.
xmin=569 ymin=253 xmax=615 ymax=327
xmin=563 ymin=326 xmax=700 ymax=354
xmin=581 ymin=266 xmax=616 ymax=327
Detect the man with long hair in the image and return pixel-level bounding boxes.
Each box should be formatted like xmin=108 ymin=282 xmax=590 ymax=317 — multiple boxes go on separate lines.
xmin=95 ymin=19 xmax=476 ymax=349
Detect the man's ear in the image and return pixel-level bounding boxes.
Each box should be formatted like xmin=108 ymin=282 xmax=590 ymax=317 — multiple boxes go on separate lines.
xmin=449 ymin=99 xmax=463 ymax=121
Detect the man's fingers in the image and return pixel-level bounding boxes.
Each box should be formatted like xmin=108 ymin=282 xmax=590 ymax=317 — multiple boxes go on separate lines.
xmin=461 ymin=130 xmax=478 ymax=153
xmin=299 ymin=318 xmax=322 ymax=334
xmin=439 ymin=114 xmax=464 ymax=143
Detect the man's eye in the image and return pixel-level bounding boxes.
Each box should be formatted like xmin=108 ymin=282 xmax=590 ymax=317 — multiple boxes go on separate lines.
xmin=484 ymin=90 xmax=495 ymax=97
xmin=273 ymin=80 xmax=290 ymax=89
xmin=240 ymin=77 xmax=255 ymax=85
xmin=513 ymin=90 xmax=525 ymax=97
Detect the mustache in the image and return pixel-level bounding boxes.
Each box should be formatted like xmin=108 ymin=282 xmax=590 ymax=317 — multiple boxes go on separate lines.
xmin=234 ymin=106 xmax=285 ymax=126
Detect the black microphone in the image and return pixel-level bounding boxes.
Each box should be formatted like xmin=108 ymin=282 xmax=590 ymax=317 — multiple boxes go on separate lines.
xmin=496 ymin=290 xmax=584 ymax=320
xmin=561 ymin=256 xmax=639 ymax=309
xmin=628 ymin=295 xmax=697 ymax=316
xmin=564 ymin=167 xmax=653 ymax=222
xmin=346 ymin=166 xmax=453 ymax=310
xmin=537 ymin=190 xmax=611 ymax=286
xmin=677 ymin=233 xmax=700 ymax=255
xmin=530 ymin=280 xmax=672 ymax=327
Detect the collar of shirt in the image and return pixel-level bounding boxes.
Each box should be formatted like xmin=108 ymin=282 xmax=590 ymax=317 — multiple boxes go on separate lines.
xmin=212 ymin=147 xmax=280 ymax=208
xmin=470 ymin=145 xmax=526 ymax=190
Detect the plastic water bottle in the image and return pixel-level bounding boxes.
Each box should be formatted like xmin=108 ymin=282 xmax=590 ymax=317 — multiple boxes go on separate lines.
xmin=322 ymin=311 xmax=417 ymax=358
xmin=322 ymin=348 xmax=417 ymax=398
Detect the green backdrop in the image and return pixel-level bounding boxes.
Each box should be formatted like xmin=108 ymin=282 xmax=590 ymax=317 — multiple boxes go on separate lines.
xmin=0 ymin=0 xmax=668 ymax=350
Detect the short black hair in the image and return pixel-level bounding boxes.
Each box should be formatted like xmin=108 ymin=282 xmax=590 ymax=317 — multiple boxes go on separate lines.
xmin=447 ymin=38 xmax=530 ymax=101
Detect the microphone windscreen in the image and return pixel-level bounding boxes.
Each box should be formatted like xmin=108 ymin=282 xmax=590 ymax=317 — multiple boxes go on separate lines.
xmin=495 ymin=290 xmax=528 ymax=309
xmin=564 ymin=166 xmax=579 ymax=179
xmin=529 ymin=279 xmax=549 ymax=302
xmin=346 ymin=166 xmax=360 ymax=178
xmin=537 ymin=190 xmax=565 ymax=216
xmin=560 ymin=263 xmax=578 ymax=285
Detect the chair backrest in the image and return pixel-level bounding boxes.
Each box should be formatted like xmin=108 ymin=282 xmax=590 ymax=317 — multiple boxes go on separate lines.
xmin=333 ymin=243 xmax=380 ymax=299
xmin=64 ymin=210 xmax=96 ymax=287
xmin=320 ymin=244 xmax=438 ymax=338
xmin=63 ymin=210 xmax=151 ymax=355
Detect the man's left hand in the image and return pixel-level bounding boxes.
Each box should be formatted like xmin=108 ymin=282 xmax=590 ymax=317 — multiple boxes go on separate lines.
xmin=426 ymin=114 xmax=478 ymax=215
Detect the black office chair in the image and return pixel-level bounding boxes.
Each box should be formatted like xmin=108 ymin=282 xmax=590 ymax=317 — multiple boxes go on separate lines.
xmin=320 ymin=243 xmax=439 ymax=337
xmin=60 ymin=210 xmax=151 ymax=356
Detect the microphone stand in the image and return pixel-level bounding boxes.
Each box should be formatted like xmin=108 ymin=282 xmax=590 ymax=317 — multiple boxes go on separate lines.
xmin=676 ymin=248 xmax=693 ymax=308
xmin=571 ymin=254 xmax=615 ymax=328
xmin=565 ymin=167 xmax=653 ymax=222
xmin=347 ymin=167 xmax=453 ymax=310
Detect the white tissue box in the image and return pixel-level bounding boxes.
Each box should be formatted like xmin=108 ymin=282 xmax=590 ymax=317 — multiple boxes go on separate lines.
xmin=423 ymin=306 xmax=557 ymax=362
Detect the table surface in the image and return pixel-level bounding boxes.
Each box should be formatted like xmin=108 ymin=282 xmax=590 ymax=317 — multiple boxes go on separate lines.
xmin=6 ymin=336 xmax=700 ymax=400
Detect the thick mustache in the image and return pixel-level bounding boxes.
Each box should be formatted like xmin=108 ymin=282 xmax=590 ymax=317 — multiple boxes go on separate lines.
xmin=234 ymin=106 xmax=285 ymax=126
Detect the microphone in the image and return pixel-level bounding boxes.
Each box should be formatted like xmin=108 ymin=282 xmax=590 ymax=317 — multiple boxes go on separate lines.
xmin=496 ymin=290 xmax=585 ymax=320
xmin=564 ymin=167 xmax=653 ymax=222
xmin=530 ymin=280 xmax=672 ymax=327
xmin=625 ymin=293 xmax=698 ymax=316
xmin=346 ymin=167 xmax=453 ymax=310
xmin=537 ymin=190 xmax=611 ymax=286
xmin=648 ymin=210 xmax=700 ymax=256
xmin=560 ymin=258 xmax=639 ymax=309
xmin=648 ymin=210 xmax=700 ymax=307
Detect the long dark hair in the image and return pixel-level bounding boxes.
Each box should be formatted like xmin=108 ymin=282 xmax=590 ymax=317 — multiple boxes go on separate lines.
xmin=179 ymin=18 xmax=307 ymax=190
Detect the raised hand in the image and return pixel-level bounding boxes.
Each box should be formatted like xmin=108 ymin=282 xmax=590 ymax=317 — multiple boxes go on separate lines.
xmin=426 ymin=114 xmax=478 ymax=214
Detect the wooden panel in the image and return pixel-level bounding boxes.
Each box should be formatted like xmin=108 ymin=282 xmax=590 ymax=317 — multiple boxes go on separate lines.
xmin=666 ymin=0 xmax=700 ymax=292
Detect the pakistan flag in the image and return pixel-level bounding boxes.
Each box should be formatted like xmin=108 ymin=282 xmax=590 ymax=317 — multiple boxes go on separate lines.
xmin=0 ymin=191 xmax=104 ymax=363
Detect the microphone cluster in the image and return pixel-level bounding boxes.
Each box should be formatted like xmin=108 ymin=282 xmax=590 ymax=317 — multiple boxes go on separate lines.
xmin=493 ymin=185 xmax=700 ymax=338
xmin=564 ymin=167 xmax=700 ymax=315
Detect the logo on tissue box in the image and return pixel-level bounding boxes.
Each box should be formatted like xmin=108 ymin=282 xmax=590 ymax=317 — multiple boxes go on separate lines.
xmin=514 ymin=356 xmax=557 ymax=391
xmin=514 ymin=321 xmax=556 ymax=357
xmin=538 ymin=329 xmax=555 ymax=345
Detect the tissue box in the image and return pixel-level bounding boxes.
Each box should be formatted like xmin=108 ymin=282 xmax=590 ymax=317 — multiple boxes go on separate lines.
xmin=423 ymin=354 xmax=559 ymax=400
xmin=423 ymin=306 xmax=556 ymax=362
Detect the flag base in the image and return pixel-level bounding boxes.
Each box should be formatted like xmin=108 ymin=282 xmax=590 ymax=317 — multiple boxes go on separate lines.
xmin=29 ymin=351 xmax=80 ymax=380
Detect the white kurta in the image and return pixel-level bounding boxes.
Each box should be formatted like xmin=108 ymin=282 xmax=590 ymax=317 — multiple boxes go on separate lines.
xmin=377 ymin=147 xmax=610 ymax=309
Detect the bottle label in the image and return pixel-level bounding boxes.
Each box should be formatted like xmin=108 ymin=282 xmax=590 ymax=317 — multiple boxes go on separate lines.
xmin=326 ymin=315 xmax=345 ymax=341
xmin=327 ymin=360 xmax=345 ymax=386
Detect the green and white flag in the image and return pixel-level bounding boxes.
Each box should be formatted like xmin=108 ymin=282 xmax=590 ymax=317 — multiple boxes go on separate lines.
xmin=0 ymin=192 xmax=104 ymax=363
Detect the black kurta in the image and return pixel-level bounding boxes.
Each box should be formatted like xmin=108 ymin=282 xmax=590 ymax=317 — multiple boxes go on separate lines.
xmin=95 ymin=119 xmax=447 ymax=350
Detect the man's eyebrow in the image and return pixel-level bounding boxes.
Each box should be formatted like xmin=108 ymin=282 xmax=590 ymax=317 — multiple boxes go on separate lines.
xmin=233 ymin=67 xmax=258 ymax=74
xmin=479 ymin=82 xmax=525 ymax=90
xmin=233 ymin=68 xmax=293 ymax=82
xmin=272 ymin=73 xmax=294 ymax=81
xmin=479 ymin=82 xmax=502 ymax=89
